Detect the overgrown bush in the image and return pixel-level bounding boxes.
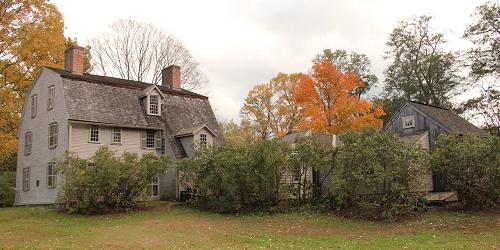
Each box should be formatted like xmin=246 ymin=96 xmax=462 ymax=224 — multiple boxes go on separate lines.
xmin=432 ymin=134 xmax=500 ymax=209
xmin=0 ymin=171 xmax=15 ymax=207
xmin=331 ymin=130 xmax=430 ymax=220
xmin=55 ymin=147 xmax=170 ymax=214
xmin=179 ymin=140 xmax=291 ymax=212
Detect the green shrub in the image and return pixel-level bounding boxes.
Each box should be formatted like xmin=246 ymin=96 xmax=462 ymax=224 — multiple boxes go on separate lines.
xmin=56 ymin=147 xmax=170 ymax=214
xmin=432 ymin=134 xmax=500 ymax=209
xmin=331 ymin=130 xmax=430 ymax=220
xmin=179 ymin=140 xmax=291 ymax=212
xmin=0 ymin=171 xmax=15 ymax=207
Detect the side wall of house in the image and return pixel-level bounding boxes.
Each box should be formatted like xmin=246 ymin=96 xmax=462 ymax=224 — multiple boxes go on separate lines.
xmin=16 ymin=69 xmax=69 ymax=205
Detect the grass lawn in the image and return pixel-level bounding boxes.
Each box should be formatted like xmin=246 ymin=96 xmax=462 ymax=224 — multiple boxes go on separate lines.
xmin=0 ymin=202 xmax=499 ymax=249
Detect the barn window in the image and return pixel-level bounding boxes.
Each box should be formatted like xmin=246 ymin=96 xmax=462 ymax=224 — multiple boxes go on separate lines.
xmin=402 ymin=116 xmax=415 ymax=129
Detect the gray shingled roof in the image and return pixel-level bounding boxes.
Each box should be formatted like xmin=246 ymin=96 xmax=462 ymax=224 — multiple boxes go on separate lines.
xmin=48 ymin=67 xmax=223 ymax=160
xmin=409 ymin=101 xmax=489 ymax=136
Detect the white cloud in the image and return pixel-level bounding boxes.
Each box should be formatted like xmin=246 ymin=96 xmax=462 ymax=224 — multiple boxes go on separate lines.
xmin=53 ymin=0 xmax=486 ymax=122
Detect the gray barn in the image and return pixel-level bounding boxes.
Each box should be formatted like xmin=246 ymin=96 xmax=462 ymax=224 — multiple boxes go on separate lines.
xmin=383 ymin=100 xmax=489 ymax=191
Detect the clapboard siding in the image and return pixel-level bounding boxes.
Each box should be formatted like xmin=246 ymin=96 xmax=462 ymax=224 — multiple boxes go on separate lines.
xmin=69 ymin=122 xmax=158 ymax=158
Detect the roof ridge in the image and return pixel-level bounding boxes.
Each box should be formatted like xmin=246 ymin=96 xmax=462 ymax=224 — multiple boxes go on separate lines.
xmin=407 ymin=100 xmax=450 ymax=110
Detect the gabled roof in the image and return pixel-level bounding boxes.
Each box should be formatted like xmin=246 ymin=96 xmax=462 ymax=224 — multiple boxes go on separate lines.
xmin=392 ymin=101 xmax=489 ymax=137
xmin=139 ymin=84 xmax=166 ymax=99
xmin=45 ymin=67 xmax=223 ymax=159
xmin=175 ymin=124 xmax=218 ymax=138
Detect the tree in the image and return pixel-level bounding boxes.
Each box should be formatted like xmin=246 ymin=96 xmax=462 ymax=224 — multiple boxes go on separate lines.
xmin=241 ymin=73 xmax=304 ymax=138
xmin=0 ymin=0 xmax=65 ymax=171
xmin=332 ymin=130 xmax=430 ymax=220
xmin=66 ymin=37 xmax=93 ymax=74
xmin=432 ymin=134 xmax=500 ymax=209
xmin=220 ymin=119 xmax=259 ymax=145
xmin=90 ymin=19 xmax=205 ymax=90
xmin=313 ymin=49 xmax=377 ymax=97
xmin=461 ymin=2 xmax=500 ymax=136
xmin=295 ymin=61 xmax=384 ymax=134
xmin=384 ymin=16 xmax=462 ymax=108
xmin=463 ymin=1 xmax=500 ymax=80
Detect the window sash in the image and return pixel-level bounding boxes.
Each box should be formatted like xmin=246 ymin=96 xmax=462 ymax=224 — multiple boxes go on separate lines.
xmin=145 ymin=130 xmax=155 ymax=149
xmin=31 ymin=95 xmax=37 ymax=118
xmin=48 ymin=122 xmax=58 ymax=148
xmin=200 ymin=134 xmax=207 ymax=148
xmin=23 ymin=168 xmax=30 ymax=191
xmin=149 ymin=95 xmax=159 ymax=115
xmin=24 ymin=132 xmax=32 ymax=155
xmin=48 ymin=86 xmax=55 ymax=110
xmin=112 ymin=127 xmax=121 ymax=143
xmin=149 ymin=176 xmax=159 ymax=197
xmin=47 ymin=164 xmax=56 ymax=188
xmin=90 ymin=125 xmax=99 ymax=142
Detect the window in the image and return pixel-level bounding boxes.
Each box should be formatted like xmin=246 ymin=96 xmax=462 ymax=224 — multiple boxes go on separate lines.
xmin=48 ymin=122 xmax=58 ymax=148
xmin=89 ymin=125 xmax=99 ymax=142
xmin=149 ymin=95 xmax=159 ymax=115
xmin=146 ymin=130 xmax=155 ymax=149
xmin=31 ymin=95 xmax=37 ymax=118
xmin=24 ymin=132 xmax=32 ymax=155
xmin=47 ymin=164 xmax=56 ymax=188
xmin=47 ymin=85 xmax=55 ymax=110
xmin=199 ymin=134 xmax=207 ymax=148
xmin=148 ymin=176 xmax=159 ymax=197
xmin=402 ymin=115 xmax=416 ymax=129
xmin=22 ymin=168 xmax=30 ymax=191
xmin=112 ymin=127 xmax=121 ymax=144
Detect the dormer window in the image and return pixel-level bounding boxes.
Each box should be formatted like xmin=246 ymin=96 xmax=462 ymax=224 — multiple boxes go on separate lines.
xmin=149 ymin=95 xmax=159 ymax=115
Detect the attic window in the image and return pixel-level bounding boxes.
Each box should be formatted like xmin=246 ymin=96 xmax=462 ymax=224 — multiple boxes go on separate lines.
xmin=149 ymin=95 xmax=159 ymax=115
xmin=48 ymin=85 xmax=55 ymax=110
xmin=402 ymin=116 xmax=415 ymax=129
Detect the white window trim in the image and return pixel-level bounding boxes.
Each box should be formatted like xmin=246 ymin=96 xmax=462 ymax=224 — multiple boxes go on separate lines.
xmin=147 ymin=94 xmax=161 ymax=116
xmin=47 ymin=85 xmax=55 ymax=110
xmin=149 ymin=176 xmax=160 ymax=197
xmin=48 ymin=122 xmax=58 ymax=149
xmin=47 ymin=164 xmax=56 ymax=189
xmin=24 ymin=132 xmax=32 ymax=155
xmin=402 ymin=115 xmax=416 ymax=129
xmin=199 ymin=133 xmax=207 ymax=148
xmin=89 ymin=125 xmax=100 ymax=143
xmin=111 ymin=127 xmax=121 ymax=144
xmin=31 ymin=94 xmax=37 ymax=118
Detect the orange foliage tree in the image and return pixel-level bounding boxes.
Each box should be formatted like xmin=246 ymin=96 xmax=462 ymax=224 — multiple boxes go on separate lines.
xmin=295 ymin=61 xmax=385 ymax=134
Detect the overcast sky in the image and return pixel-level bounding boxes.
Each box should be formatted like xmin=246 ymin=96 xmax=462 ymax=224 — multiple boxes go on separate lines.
xmin=53 ymin=0 xmax=486 ymax=122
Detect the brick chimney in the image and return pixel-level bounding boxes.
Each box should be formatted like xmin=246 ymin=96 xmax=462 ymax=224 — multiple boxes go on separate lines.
xmin=64 ymin=46 xmax=85 ymax=75
xmin=162 ymin=65 xmax=181 ymax=89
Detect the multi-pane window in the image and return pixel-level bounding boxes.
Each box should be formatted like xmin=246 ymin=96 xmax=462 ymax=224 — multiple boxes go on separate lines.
xmin=47 ymin=85 xmax=55 ymax=110
xmin=48 ymin=122 xmax=58 ymax=148
xmin=146 ymin=130 xmax=155 ymax=149
xmin=47 ymin=164 xmax=56 ymax=188
xmin=402 ymin=115 xmax=415 ymax=129
xmin=199 ymin=134 xmax=207 ymax=148
xmin=24 ymin=132 xmax=32 ymax=155
xmin=112 ymin=127 xmax=121 ymax=143
xmin=22 ymin=168 xmax=30 ymax=191
xmin=31 ymin=95 xmax=37 ymax=118
xmin=148 ymin=176 xmax=159 ymax=197
xmin=90 ymin=125 xmax=99 ymax=142
xmin=149 ymin=95 xmax=159 ymax=115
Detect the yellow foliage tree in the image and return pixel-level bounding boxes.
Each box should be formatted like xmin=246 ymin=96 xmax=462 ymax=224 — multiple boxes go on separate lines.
xmin=0 ymin=0 xmax=66 ymax=171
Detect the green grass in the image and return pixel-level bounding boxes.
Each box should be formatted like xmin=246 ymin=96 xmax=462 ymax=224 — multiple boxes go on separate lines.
xmin=0 ymin=202 xmax=499 ymax=249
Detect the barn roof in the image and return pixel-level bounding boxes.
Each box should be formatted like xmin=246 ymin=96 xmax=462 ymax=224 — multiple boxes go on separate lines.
xmin=408 ymin=101 xmax=488 ymax=136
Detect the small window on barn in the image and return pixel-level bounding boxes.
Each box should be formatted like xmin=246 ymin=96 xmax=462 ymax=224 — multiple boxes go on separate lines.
xmin=47 ymin=85 xmax=55 ymax=110
xmin=31 ymin=95 xmax=37 ymax=118
xmin=402 ymin=115 xmax=415 ymax=129
xmin=89 ymin=125 xmax=99 ymax=143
